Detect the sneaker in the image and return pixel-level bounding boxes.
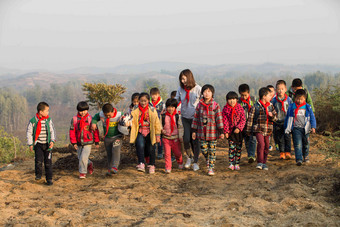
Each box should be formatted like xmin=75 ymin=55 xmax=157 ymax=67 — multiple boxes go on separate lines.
xmin=269 ymin=145 xmax=273 ymax=151
xmin=280 ymin=152 xmax=286 ymax=160
xmin=46 ymin=180 xmax=53 ymax=186
xmin=275 ymin=144 xmax=279 ymax=151
xmin=184 ymin=157 xmax=192 ymax=169
xmin=296 ymin=160 xmax=303 ymax=166
xmin=193 ymin=163 xmax=199 ymax=171
xmin=303 ymin=157 xmax=310 ymax=163
xmin=234 ymin=164 xmax=240 ymax=171
xmin=79 ymin=173 xmax=86 ymax=179
xmin=87 ymin=162 xmax=94 ymax=175
xmin=248 ymin=157 xmax=256 ymax=163
xmin=165 ymin=169 xmax=171 ymax=174
xmin=157 ymin=153 xmax=163 ymax=159
xmin=256 ymin=163 xmax=263 ymax=170
xmin=178 ymin=164 xmax=184 ymax=169
xmin=262 ymin=164 xmax=268 ymax=171
xmin=208 ymin=168 xmax=215 ymax=176
xmin=285 ymin=152 xmax=292 ymax=160
xmin=106 ymin=169 xmax=112 ymax=176
xmin=228 ymin=164 xmax=235 ymax=171
xmin=111 ymin=167 xmax=118 ymax=174
xmin=171 ymin=156 xmax=176 ymax=162
xmin=35 ymin=176 xmax=41 ymax=181
xmin=206 ymin=159 xmax=210 ymax=168
xmin=136 ymin=163 xmax=145 ymax=172
xmin=149 ymin=165 xmax=155 ymax=174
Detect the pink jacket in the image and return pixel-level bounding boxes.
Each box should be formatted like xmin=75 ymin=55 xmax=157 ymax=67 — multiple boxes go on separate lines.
xmin=222 ymin=103 xmax=246 ymax=134
xmin=69 ymin=114 xmax=100 ymax=146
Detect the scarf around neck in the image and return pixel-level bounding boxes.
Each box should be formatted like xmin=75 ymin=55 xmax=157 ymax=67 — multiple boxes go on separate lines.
xmin=35 ymin=113 xmax=49 ymax=142
xmin=105 ymin=108 xmax=117 ymax=136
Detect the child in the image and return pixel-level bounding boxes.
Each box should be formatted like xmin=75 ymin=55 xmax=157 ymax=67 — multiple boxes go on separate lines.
xmin=129 ymin=93 xmax=140 ymax=114
xmin=130 ymin=92 xmax=161 ymax=173
xmin=192 ymin=84 xmax=224 ymax=176
xmin=267 ymin=84 xmax=276 ymax=151
xmin=271 ymin=80 xmax=293 ymax=160
xmin=26 ymin=102 xmax=56 ymax=185
xmin=69 ymin=101 xmax=100 ymax=179
xmin=160 ymin=98 xmax=184 ymax=173
xmin=246 ymin=87 xmax=277 ymax=171
xmin=149 ymin=87 xmax=165 ymax=159
xmin=222 ymin=91 xmax=246 ymax=171
xmin=287 ymin=78 xmax=315 ymax=112
xmin=238 ymin=84 xmax=256 ymax=163
xmin=285 ymin=89 xmax=316 ymax=166
xmin=171 ymin=90 xmax=181 ymax=115
xmin=92 ymin=103 xmax=123 ymax=175
xmin=175 ymin=69 xmax=202 ymax=171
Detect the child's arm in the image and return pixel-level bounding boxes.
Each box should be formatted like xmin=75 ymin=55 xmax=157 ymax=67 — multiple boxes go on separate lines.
xmin=215 ymin=104 xmax=225 ymax=139
xmin=236 ymin=105 xmax=247 ymax=132
xmin=49 ymin=119 xmax=56 ymax=149
xmin=153 ymin=110 xmax=162 ymax=143
xmin=306 ymin=90 xmax=315 ymax=112
xmin=222 ymin=107 xmax=230 ymax=136
xmin=245 ymin=106 xmax=255 ymax=134
xmin=309 ymin=106 xmax=317 ymax=133
xmin=91 ymin=113 xmax=100 ymax=131
xmin=269 ymin=105 xmax=278 ymax=122
xmin=178 ymin=116 xmax=184 ymax=141
xmin=69 ymin=118 xmax=78 ymax=149
xmin=191 ymin=106 xmax=200 ymax=140
xmin=26 ymin=121 xmax=34 ymax=152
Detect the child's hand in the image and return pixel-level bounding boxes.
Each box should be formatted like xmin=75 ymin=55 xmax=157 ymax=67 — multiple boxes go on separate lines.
xmin=234 ymin=128 xmax=240 ymax=134
xmin=29 ymin=146 xmax=33 ymax=152
xmin=179 ymin=137 xmax=183 ymax=143
xmin=311 ymin=128 xmax=316 ymax=134
xmin=225 ymin=133 xmax=229 ymax=139
xmin=161 ymin=129 xmax=166 ymax=134
xmin=192 ymin=132 xmax=196 ymax=140
xmin=220 ymin=134 xmax=225 ymax=139
xmin=268 ymin=112 xmax=273 ymax=117
xmin=91 ymin=124 xmax=97 ymax=131
xmin=95 ymin=144 xmax=99 ymax=149
xmin=49 ymin=142 xmax=54 ymax=149
xmin=73 ymin=144 xmax=78 ymax=150
xmin=156 ymin=136 xmax=161 ymax=143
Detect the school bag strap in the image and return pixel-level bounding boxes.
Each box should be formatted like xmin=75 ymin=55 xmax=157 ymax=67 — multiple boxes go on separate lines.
xmin=161 ymin=113 xmax=179 ymax=128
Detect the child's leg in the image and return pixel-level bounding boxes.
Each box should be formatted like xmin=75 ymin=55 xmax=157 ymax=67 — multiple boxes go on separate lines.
xmin=200 ymin=140 xmax=209 ymax=161
xmin=34 ymin=143 xmax=44 ymax=179
xmin=208 ymin=140 xmax=217 ymax=169
xmin=182 ymin=117 xmax=193 ymax=158
xmin=284 ymin=132 xmax=292 ymax=154
xmin=157 ymin=136 xmax=163 ymax=156
xmin=274 ymin=123 xmax=284 ymax=154
xmin=163 ymin=138 xmax=172 ymax=170
xmin=172 ymin=139 xmax=183 ymax=165
xmin=228 ymin=140 xmax=236 ymax=165
xmin=263 ymin=136 xmax=270 ymax=164
xmin=292 ymin=128 xmax=303 ymax=162
xmin=104 ymin=137 xmax=114 ymax=169
xmin=77 ymin=145 xmax=92 ymax=173
xmin=255 ymin=133 xmax=265 ymax=164
xmin=235 ymin=143 xmax=242 ymax=165
xmin=135 ymin=133 xmax=146 ymax=164
xmin=112 ymin=138 xmax=122 ymax=169
xmin=145 ymin=134 xmax=155 ymax=166
xmin=42 ymin=144 xmax=53 ymax=181
xmin=301 ymin=131 xmax=310 ymax=159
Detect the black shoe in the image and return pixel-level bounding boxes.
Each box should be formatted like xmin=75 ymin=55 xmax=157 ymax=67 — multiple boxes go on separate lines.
xmin=46 ymin=180 xmax=53 ymax=186
xmin=35 ymin=177 xmax=41 ymax=180
xmin=296 ymin=160 xmax=302 ymax=166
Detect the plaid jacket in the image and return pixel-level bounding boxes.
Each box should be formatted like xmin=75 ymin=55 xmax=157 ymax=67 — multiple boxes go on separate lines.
xmin=238 ymin=96 xmax=255 ymax=120
xmin=245 ymin=101 xmax=277 ymax=136
xmin=222 ymin=103 xmax=246 ymax=134
xmin=191 ymin=99 xmax=224 ymax=141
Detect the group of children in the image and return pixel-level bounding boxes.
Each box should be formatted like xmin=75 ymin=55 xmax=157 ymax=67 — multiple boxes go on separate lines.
xmin=26 ymin=69 xmax=317 ymax=185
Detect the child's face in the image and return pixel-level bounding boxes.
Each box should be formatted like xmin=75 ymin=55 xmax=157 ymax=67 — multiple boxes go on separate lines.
xmin=181 ymin=76 xmax=187 ymax=86
xmin=276 ymin=84 xmax=287 ymax=98
xmin=262 ymin=93 xmax=272 ymax=103
xmin=240 ymin=91 xmax=250 ymax=100
xmin=151 ymin=93 xmax=160 ymax=101
xmin=39 ymin=107 xmax=49 ymax=117
xmin=166 ymin=106 xmax=175 ymax=115
xmin=132 ymin=98 xmax=139 ymax=107
xmin=269 ymin=88 xmax=275 ymax=98
xmin=104 ymin=111 xmax=114 ymax=119
xmin=78 ymin=110 xmax=88 ymax=117
xmin=295 ymin=95 xmax=306 ymax=105
xmin=203 ymin=89 xmax=213 ymax=101
xmin=292 ymin=86 xmax=303 ymax=92
xmin=139 ymin=96 xmax=149 ymax=108
xmin=227 ymin=98 xmax=237 ymax=107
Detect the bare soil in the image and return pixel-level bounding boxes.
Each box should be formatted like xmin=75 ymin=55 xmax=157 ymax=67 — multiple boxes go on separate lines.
xmin=0 ymin=135 xmax=339 ymax=226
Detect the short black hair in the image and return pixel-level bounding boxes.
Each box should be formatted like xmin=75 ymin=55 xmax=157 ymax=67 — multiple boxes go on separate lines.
xmin=150 ymin=87 xmax=160 ymax=95
xmin=37 ymin=102 xmax=49 ymax=112
xmin=102 ymin=103 xmax=114 ymax=113
xmin=292 ymin=78 xmax=303 ymax=88
xmin=276 ymin=80 xmax=286 ymax=87
xmin=226 ymin=91 xmax=238 ymax=101
xmin=77 ymin=101 xmax=89 ymax=111
xmin=165 ymin=98 xmax=178 ymax=108
xmin=201 ymin=84 xmax=215 ymax=97
xmin=259 ymin=87 xmax=270 ymax=99
xmin=267 ymin=85 xmax=275 ymax=90
xmin=238 ymin=84 xmax=250 ymax=94
xmin=294 ymin=89 xmax=307 ymax=99
xmin=171 ymin=91 xmax=177 ymax=98
xmin=139 ymin=92 xmax=150 ymax=100
xmin=131 ymin=93 xmax=140 ymax=102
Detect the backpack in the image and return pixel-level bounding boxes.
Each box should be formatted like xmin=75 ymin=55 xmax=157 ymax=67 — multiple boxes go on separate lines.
xmin=161 ymin=113 xmax=179 ymax=129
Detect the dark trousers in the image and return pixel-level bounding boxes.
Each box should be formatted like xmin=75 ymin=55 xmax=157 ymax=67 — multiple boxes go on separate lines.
xmin=34 ymin=143 xmax=53 ymax=181
xmin=135 ymin=133 xmax=155 ymax=165
xmin=181 ymin=117 xmax=200 ymax=163
xmin=274 ymin=122 xmax=292 ymax=154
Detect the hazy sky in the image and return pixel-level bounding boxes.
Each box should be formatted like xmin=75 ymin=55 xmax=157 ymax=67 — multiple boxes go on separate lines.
xmin=0 ymin=0 xmax=339 ymax=71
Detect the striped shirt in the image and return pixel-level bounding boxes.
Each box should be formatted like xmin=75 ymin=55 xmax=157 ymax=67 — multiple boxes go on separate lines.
xmin=36 ymin=120 xmax=48 ymax=144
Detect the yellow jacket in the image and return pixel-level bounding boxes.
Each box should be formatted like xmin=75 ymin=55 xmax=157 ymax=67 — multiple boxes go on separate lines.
xmin=130 ymin=106 xmax=161 ymax=145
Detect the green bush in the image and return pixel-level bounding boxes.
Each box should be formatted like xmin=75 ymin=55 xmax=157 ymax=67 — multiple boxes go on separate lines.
xmin=0 ymin=127 xmax=32 ymax=163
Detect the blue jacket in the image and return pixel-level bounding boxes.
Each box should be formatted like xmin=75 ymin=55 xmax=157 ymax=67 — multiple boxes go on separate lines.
xmin=284 ymin=103 xmax=316 ymax=134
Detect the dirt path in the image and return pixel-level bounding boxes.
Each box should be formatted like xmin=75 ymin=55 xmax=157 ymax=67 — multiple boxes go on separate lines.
xmin=0 ymin=135 xmax=339 ymax=226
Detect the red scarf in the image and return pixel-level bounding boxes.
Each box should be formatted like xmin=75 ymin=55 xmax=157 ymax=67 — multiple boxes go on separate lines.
xmin=294 ymin=101 xmax=306 ymax=120
xmin=165 ymin=110 xmax=177 ymax=133
xmin=276 ymin=94 xmax=288 ymax=113
xmin=34 ymin=113 xmax=49 ymax=142
xmin=241 ymin=96 xmax=251 ymax=112
xmin=78 ymin=113 xmax=89 ymax=133
xmin=184 ymin=86 xmax=191 ymax=104
xmin=105 ymin=108 xmax=117 ymax=136
xmin=259 ymin=100 xmax=270 ymax=127
xmin=138 ymin=104 xmax=149 ymax=126
xmin=227 ymin=104 xmax=237 ymax=124
xmin=200 ymin=99 xmax=212 ymax=115
xmin=151 ymin=96 xmax=161 ymax=108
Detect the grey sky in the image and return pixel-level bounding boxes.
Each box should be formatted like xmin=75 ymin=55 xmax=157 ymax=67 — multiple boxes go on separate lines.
xmin=0 ymin=0 xmax=339 ymax=71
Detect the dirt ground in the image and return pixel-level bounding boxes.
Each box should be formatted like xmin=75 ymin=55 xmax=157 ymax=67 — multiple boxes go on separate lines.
xmin=0 ymin=135 xmax=339 ymax=226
